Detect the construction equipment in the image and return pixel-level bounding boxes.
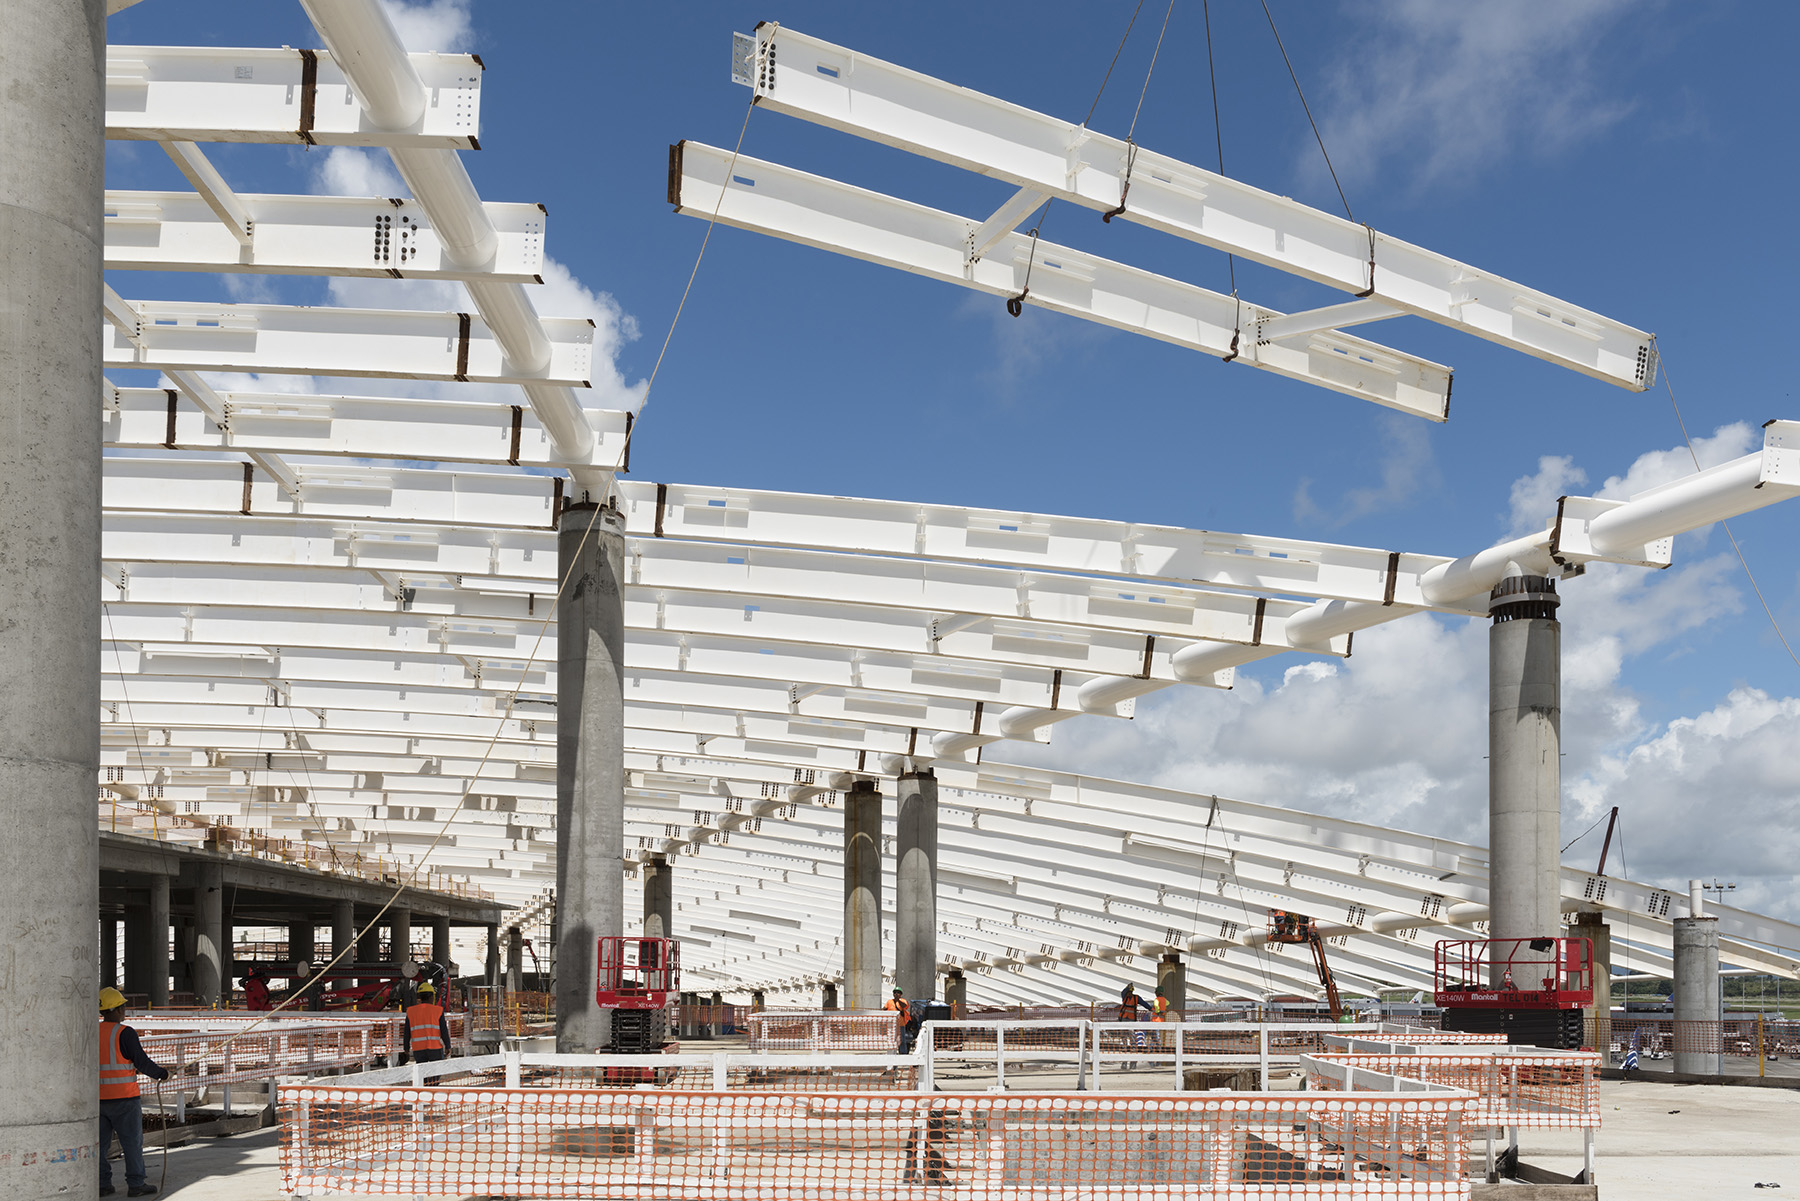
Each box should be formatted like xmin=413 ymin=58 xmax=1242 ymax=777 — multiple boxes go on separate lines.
xmin=595 ymin=936 xmax=680 ymax=1054
xmin=1267 ymin=911 xmax=1344 ymax=1020
xmin=1433 ymin=937 xmax=1594 ymax=1048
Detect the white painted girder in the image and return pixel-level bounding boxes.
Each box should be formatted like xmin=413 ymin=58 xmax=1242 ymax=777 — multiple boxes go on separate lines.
xmin=105 ymin=45 xmax=481 ymax=147
xmin=103 ymin=299 xmax=596 ymax=389
xmin=736 ymin=25 xmax=1657 ymax=392
xmin=104 ymin=192 xmax=546 ymax=281
xmin=672 ymin=142 xmax=1454 ymax=422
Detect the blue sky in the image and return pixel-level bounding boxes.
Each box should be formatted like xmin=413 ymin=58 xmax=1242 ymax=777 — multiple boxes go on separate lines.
xmin=106 ymin=1 xmax=1800 ymax=916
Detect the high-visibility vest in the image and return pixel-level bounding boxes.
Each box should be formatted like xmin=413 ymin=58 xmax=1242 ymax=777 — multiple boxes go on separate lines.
xmin=407 ymin=1003 xmax=445 ymax=1053
xmin=1151 ymin=996 xmax=1171 ymax=1022
xmin=884 ymin=998 xmax=909 ymax=1025
xmin=100 ymin=1021 xmax=139 ymax=1100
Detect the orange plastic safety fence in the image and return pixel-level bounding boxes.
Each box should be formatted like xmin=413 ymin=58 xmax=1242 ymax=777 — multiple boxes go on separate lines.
xmin=1308 ymin=1052 xmax=1600 ymax=1129
xmin=281 ymin=1088 xmax=1473 ymax=1198
xmin=437 ymin=1062 xmax=919 ymax=1092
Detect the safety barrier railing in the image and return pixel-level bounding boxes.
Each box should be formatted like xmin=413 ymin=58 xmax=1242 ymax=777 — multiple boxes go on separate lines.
xmin=280 ymin=1052 xmax=1476 ymax=1198
xmin=1594 ymin=1015 xmax=1800 ymax=1067
xmin=746 ymin=1009 xmax=903 ymax=1051
xmin=132 ymin=1013 xmax=398 ymax=1119
xmin=1375 ymin=1024 xmax=1508 ymax=1045
xmin=918 ymin=1020 xmax=1089 ymax=1091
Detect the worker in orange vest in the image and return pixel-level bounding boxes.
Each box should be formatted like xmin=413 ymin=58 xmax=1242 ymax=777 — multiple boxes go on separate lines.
xmin=99 ymin=986 xmax=172 ymax=1197
xmin=1151 ymin=986 xmax=1172 ymax=1022
xmin=885 ymin=987 xmax=911 ymax=1051
xmin=401 ymin=981 xmax=453 ymax=1070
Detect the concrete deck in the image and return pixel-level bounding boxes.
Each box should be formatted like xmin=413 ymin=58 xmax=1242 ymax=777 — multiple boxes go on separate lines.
xmin=131 ymin=1076 xmax=1800 ymax=1200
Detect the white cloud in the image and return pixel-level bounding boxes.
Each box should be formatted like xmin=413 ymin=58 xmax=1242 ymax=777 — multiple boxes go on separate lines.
xmin=312 ymin=146 xmax=406 ymax=199
xmin=1309 ymin=0 xmax=1644 ymax=194
xmin=379 ymin=0 xmax=472 ymax=53
xmin=1293 ymin=415 xmax=1439 ymax=529
xmin=998 ymin=428 xmax=1797 ymax=920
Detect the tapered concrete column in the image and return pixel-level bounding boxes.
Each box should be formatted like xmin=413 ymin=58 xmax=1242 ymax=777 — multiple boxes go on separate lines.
xmin=123 ymin=906 xmax=150 ymax=996
xmin=1571 ymin=912 xmax=1610 ymax=1050
xmin=194 ymin=862 xmax=225 ymax=1005
xmin=101 ymin=918 xmax=119 ymax=988
xmin=751 ymin=990 xmax=766 ymax=1012
xmin=1488 ymin=574 xmax=1563 ymax=989
xmin=896 ymin=770 xmax=938 ymax=1002
xmin=485 ymin=924 xmax=500 ymax=985
xmin=391 ymin=907 xmax=413 ymax=963
xmin=1673 ymin=915 xmax=1720 ymax=1075
xmin=507 ymin=928 xmax=524 ymax=991
xmin=822 ymin=981 xmax=839 ymax=1010
xmin=432 ymin=918 xmax=451 ymax=967
xmin=148 ymin=875 xmax=171 ymax=1006
xmin=0 ymin=0 xmax=104 ymax=1188
xmin=642 ymin=855 xmax=673 ymax=940
xmin=556 ymin=500 xmax=628 ymax=1052
xmin=844 ymin=779 xmax=884 ymax=1011
xmin=331 ymin=900 xmax=356 ymax=963
xmin=172 ymin=920 xmax=194 ymax=993
xmin=944 ymin=969 xmax=967 ymax=1017
xmin=1158 ymin=953 xmax=1188 ymax=1020
xmin=289 ymin=918 xmax=315 ymax=970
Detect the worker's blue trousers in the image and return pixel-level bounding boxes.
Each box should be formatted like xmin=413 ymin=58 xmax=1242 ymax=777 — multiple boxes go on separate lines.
xmin=98 ymin=1095 xmax=148 ymax=1189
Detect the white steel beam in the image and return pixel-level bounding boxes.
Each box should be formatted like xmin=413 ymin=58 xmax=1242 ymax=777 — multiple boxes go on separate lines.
xmin=672 ymin=142 xmax=1454 ymax=422
xmin=105 ymin=45 xmax=481 ymax=147
xmin=736 ymin=25 xmax=1658 ymax=392
xmin=158 ymin=142 xmax=252 ymax=246
xmin=105 ymin=191 xmax=548 ymax=282
xmin=101 ymin=299 xmax=596 ymax=388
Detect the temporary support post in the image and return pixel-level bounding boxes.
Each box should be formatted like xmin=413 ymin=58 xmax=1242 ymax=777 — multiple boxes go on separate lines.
xmin=485 ymin=923 xmax=500 ymax=987
xmin=643 ymin=854 xmax=673 ymax=941
xmin=0 ymin=0 xmax=103 ymax=1187
xmin=555 ymin=500 xmax=628 ymax=1052
xmin=507 ymin=929 xmax=524 ymax=992
xmin=896 ymin=769 xmax=938 ymax=1002
xmin=1572 ymin=911 xmax=1610 ymax=1050
xmin=822 ymin=981 xmax=839 ymax=1010
xmin=1487 ymin=571 xmax=1563 ymax=986
xmin=195 ymin=861 xmax=225 ymax=1005
xmin=148 ymin=875 xmax=171 ymax=1006
xmin=844 ymin=779 xmax=883 ymax=1011
xmin=1158 ymin=953 xmax=1188 ymax=1019
xmin=945 ymin=969 xmax=967 ymax=1018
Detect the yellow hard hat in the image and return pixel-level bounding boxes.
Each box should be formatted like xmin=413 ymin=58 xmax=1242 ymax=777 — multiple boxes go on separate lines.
xmin=416 ymin=981 xmax=435 ymax=995
xmin=99 ymin=987 xmax=127 ymax=1012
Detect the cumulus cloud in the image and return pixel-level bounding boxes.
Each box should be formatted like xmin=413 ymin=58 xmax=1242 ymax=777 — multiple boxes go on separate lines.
xmin=1308 ymin=0 xmax=1645 ymax=194
xmin=999 ymin=426 xmax=1798 ymax=919
xmin=1293 ymin=415 xmax=1440 ymax=529
xmin=380 ymin=0 xmax=473 ymax=53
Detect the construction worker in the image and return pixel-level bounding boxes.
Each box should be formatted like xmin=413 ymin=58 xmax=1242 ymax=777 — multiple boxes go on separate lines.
xmin=401 ymin=981 xmax=453 ymax=1071
xmin=99 ymin=986 xmax=172 ymax=1198
xmin=1150 ymin=985 xmax=1171 ymax=1022
xmin=885 ymin=987 xmax=911 ymax=1052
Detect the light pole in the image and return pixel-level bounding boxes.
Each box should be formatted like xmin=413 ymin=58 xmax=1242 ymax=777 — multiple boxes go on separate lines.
xmin=1702 ymin=880 xmax=1736 ymax=1071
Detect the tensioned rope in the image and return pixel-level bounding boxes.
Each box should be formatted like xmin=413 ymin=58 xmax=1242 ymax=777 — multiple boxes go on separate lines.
xmin=1258 ymin=0 xmax=1355 ymax=225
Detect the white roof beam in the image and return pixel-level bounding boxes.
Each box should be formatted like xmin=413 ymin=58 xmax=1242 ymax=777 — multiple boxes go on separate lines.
xmin=106 ymin=191 xmax=547 ymax=282
xmin=736 ymin=25 xmax=1657 ymax=392
xmin=102 ymin=299 xmax=596 ymax=389
xmin=158 ymin=142 xmax=253 ymax=246
xmin=104 ymin=45 xmax=480 ymax=147
xmin=1255 ymin=298 xmax=1400 ymax=345
xmin=298 ymin=0 xmax=601 ymax=484
xmin=672 ymin=142 xmax=1453 ymax=422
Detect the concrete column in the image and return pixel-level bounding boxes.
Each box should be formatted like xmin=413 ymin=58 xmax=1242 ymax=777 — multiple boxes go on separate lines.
xmin=391 ymin=907 xmax=413 ymax=964
xmin=485 ymin=924 xmax=500 ymax=985
xmin=1158 ymin=953 xmax=1188 ymax=1020
xmin=172 ymin=919 xmax=194 ymax=994
xmin=101 ymin=918 xmax=119 ymax=988
xmin=1487 ymin=574 xmax=1563 ymax=989
xmin=0 ymin=0 xmax=104 ymax=1186
xmin=507 ymin=928 xmax=524 ymax=992
xmin=289 ymin=918 xmax=316 ymax=970
xmin=358 ymin=918 xmax=381 ymax=986
xmin=944 ymin=969 xmax=967 ymax=1017
xmin=148 ymin=875 xmax=171 ymax=1007
xmin=122 ymin=905 xmax=150 ymax=996
xmin=331 ymin=900 xmax=355 ymax=960
xmin=195 ymin=862 xmax=225 ymax=1005
xmin=432 ymin=917 xmax=451 ymax=967
xmin=896 ymin=769 xmax=938 ymax=1002
xmin=1673 ymin=915 xmax=1721 ymax=1075
xmin=751 ymin=990 xmax=766 ymax=1012
xmin=555 ymin=500 xmax=628 ymax=1052
xmin=822 ymin=981 xmax=839 ymax=1010
xmin=642 ymin=855 xmax=673 ymax=941
xmin=1572 ymin=911 xmax=1610 ymax=1051
xmin=844 ymin=779 xmax=883 ymax=1011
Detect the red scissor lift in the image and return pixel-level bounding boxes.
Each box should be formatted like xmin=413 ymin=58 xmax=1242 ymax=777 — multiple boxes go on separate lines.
xmin=595 ymin=936 xmax=680 ymax=1056
xmin=1435 ymin=937 xmax=1593 ymax=1047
